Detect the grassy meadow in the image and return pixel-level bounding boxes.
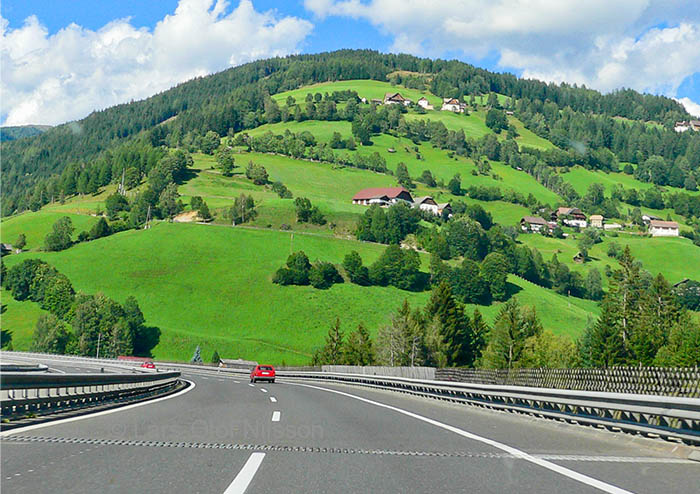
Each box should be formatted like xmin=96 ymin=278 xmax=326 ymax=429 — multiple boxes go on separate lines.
xmin=2 ymin=221 xmax=601 ymax=362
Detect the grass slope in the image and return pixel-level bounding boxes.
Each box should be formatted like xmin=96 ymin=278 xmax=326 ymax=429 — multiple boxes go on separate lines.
xmin=1 ymin=287 xmax=49 ymax=350
xmin=272 ymin=80 xmax=442 ymax=108
xmin=4 ymin=222 xmax=598 ymax=363
xmin=1 ymin=211 xmax=99 ymax=251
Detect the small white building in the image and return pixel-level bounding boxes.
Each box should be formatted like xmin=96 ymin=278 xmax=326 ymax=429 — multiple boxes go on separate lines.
xmin=441 ymin=97 xmax=466 ymax=113
xmin=604 ymin=223 xmax=622 ymax=230
xmin=417 ymin=97 xmax=434 ymax=110
xmin=589 ymin=214 xmax=604 ymax=228
xmin=413 ymin=196 xmax=439 ymax=215
xmin=648 ymin=220 xmax=679 ymax=237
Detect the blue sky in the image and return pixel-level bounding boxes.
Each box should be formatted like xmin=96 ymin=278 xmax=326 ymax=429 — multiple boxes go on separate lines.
xmin=2 ymin=0 xmax=699 ymax=125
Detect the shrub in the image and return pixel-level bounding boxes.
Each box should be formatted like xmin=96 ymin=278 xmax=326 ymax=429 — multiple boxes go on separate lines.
xmin=309 ymin=262 xmax=343 ymax=289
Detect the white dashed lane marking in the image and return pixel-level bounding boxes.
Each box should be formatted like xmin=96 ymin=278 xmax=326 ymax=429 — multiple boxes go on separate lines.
xmin=271 ymin=411 xmax=281 ymax=422
xmin=269 ymin=397 xmax=277 ymax=403
xmin=260 ymin=388 xmax=267 ymax=393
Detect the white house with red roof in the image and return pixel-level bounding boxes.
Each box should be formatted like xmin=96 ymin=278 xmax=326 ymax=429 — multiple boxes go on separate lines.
xmin=441 ymin=97 xmax=466 ymax=113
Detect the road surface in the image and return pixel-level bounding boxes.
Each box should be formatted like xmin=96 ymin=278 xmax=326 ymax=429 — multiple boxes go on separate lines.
xmin=2 ymin=357 xmax=698 ymax=493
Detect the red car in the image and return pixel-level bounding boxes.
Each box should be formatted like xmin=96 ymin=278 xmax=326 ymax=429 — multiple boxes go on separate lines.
xmin=141 ymin=361 xmax=156 ymax=369
xmin=250 ymin=365 xmax=275 ymax=383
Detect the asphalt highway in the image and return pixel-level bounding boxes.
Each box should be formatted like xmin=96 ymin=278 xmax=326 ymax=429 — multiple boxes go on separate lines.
xmin=2 ymin=358 xmax=699 ymax=493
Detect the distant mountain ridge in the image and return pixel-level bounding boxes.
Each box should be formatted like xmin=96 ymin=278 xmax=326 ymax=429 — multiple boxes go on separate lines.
xmin=0 ymin=125 xmax=52 ymax=142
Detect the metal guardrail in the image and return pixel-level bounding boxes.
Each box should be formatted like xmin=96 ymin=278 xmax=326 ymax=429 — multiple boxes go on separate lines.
xmin=269 ymin=370 xmax=700 ymax=445
xmin=0 ymin=366 xmax=182 ymax=421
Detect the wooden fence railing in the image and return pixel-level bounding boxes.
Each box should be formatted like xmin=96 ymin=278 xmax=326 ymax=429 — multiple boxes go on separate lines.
xmin=435 ymin=366 xmax=700 ymax=397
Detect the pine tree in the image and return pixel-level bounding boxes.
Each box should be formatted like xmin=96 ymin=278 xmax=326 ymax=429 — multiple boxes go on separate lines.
xmin=313 ymin=318 xmax=345 ymax=365
xmin=578 ymin=296 xmax=626 ymax=367
xmin=424 ymin=282 xmax=470 ymax=366
xmin=344 ymin=323 xmax=375 ymax=365
xmin=480 ymin=298 xmax=542 ymax=369
xmin=211 ymin=350 xmax=221 ymax=364
xmin=631 ymin=273 xmax=681 ymax=364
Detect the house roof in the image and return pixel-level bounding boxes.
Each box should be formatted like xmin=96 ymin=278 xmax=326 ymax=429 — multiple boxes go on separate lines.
xmin=649 ymin=220 xmax=679 ymax=229
xmin=442 ymin=98 xmax=461 ymax=105
xmin=353 ymin=187 xmax=411 ymax=201
xmin=556 ymin=207 xmax=584 ymax=216
xmin=521 ymin=216 xmax=548 ymax=225
xmin=418 ymin=97 xmax=428 ymax=102
xmin=384 ymin=92 xmax=405 ymax=101
xmin=413 ymin=196 xmax=437 ymax=205
xmin=589 ymin=214 xmax=604 ymax=220
xmin=437 ymin=203 xmax=451 ymax=209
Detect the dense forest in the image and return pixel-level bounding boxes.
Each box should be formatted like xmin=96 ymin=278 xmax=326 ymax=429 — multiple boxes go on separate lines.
xmin=2 ymin=49 xmax=698 ymax=217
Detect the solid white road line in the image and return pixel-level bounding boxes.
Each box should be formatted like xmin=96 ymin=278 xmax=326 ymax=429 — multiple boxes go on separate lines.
xmin=269 ymin=397 xmax=277 ymax=403
xmin=260 ymin=388 xmax=268 ymax=393
xmin=0 ymin=380 xmax=197 ymax=438
xmin=271 ymin=411 xmax=281 ymax=422
xmin=222 ymin=452 xmax=265 ymax=494
xmin=287 ymin=382 xmax=634 ymax=494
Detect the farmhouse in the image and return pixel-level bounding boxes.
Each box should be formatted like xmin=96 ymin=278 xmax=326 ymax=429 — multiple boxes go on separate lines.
xmin=648 ymin=220 xmax=679 ymax=237
xmin=384 ymin=92 xmax=412 ymax=106
xmin=352 ymin=187 xmax=414 ymax=206
xmin=589 ymin=214 xmax=604 ymax=228
xmin=552 ymin=207 xmax=587 ymax=228
xmin=441 ymin=98 xmax=466 ymax=113
xmin=520 ymin=216 xmax=548 ymax=232
xmin=413 ymin=196 xmax=439 ymax=215
xmin=370 ymin=98 xmax=383 ymax=105
xmin=437 ymin=203 xmax=452 ymax=217
xmin=674 ymin=120 xmax=700 ymax=133
xmin=417 ymin=97 xmax=434 ymax=110
xmin=1 ymin=243 xmax=13 ymax=256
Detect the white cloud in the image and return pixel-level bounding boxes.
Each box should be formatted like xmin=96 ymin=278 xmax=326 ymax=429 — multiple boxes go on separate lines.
xmin=304 ymin=0 xmax=700 ymax=100
xmin=676 ymin=97 xmax=700 ymax=118
xmin=1 ymin=0 xmax=313 ymax=126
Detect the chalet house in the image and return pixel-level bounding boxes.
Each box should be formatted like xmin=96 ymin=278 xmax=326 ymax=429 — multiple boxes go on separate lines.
xmin=0 ymin=243 xmax=13 ymax=256
xmin=589 ymin=214 xmax=604 ymax=228
xmin=413 ymin=196 xmax=439 ymax=215
xmin=674 ymin=120 xmax=700 ymax=133
xmin=441 ymin=97 xmax=466 ymax=113
xmin=437 ymin=203 xmax=452 ymax=217
xmin=552 ymin=207 xmax=587 ymax=228
xmin=520 ymin=216 xmax=548 ymax=232
xmin=384 ymin=92 xmax=412 ymax=107
xmin=370 ymin=98 xmax=383 ymax=105
xmin=352 ymin=187 xmax=414 ymax=206
xmin=417 ymin=97 xmax=434 ymax=110
xmin=648 ymin=220 xmax=679 ymax=237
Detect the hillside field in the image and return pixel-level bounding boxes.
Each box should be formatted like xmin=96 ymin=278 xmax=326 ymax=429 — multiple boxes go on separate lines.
xmin=2 ymin=221 xmax=599 ymax=363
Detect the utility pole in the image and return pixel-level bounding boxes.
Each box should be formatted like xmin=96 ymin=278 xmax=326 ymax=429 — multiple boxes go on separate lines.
xmin=145 ymin=205 xmax=152 ymax=230
xmin=96 ymin=333 xmax=102 ymax=359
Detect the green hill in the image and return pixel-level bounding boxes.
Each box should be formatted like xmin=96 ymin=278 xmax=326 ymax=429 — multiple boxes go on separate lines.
xmin=2 ymin=221 xmax=599 ymax=363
